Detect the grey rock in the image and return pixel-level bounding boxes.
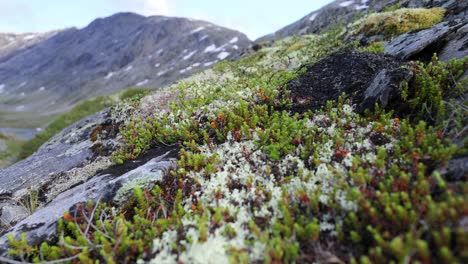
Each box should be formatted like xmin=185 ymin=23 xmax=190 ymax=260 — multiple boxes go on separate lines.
xmin=0 ymin=12 xmax=251 ymax=127
xmin=0 ymin=153 xmax=177 ymax=255
xmin=439 ymin=156 xmax=468 ymax=182
xmin=0 ymin=109 xmax=111 ymax=197
xmin=384 ymin=20 xmax=467 ymax=60
xmin=439 ymin=23 xmax=468 ymax=62
xmin=111 ymin=157 xmax=177 ymax=204
xmin=0 ymin=202 xmax=28 ymax=227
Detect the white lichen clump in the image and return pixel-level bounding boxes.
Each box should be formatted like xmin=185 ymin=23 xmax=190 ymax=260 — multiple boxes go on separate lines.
xmin=145 ymin=103 xmax=398 ymax=262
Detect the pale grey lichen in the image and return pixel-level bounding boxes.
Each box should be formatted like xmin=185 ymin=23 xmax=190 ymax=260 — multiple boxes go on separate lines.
xmin=111 ymin=157 xmax=177 ymax=204
xmin=45 ymin=157 xmax=113 ymax=202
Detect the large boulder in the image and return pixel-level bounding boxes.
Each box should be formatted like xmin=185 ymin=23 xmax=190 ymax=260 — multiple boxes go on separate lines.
xmin=286 ymin=51 xmax=412 ymax=113
xmin=0 ymin=153 xmax=178 ymax=255
xmin=0 ymin=110 xmax=114 ymax=198
xmin=0 ymin=108 xmax=125 ymax=234
xmin=384 ymin=19 xmax=467 ymax=61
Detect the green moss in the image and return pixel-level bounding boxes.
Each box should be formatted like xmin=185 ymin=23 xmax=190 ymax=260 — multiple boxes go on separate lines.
xmin=382 ymin=3 xmax=402 ymax=13
xmin=353 ymin=8 xmax=446 ymax=39
xmin=358 ymin=41 xmax=385 ymax=54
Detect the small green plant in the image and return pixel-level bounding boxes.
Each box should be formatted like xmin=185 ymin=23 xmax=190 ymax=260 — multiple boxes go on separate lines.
xmin=382 ymin=3 xmax=402 ymax=12
xmin=401 ymin=55 xmax=467 ymax=135
xmin=359 ymin=41 xmax=384 ymax=54
xmin=22 ymin=188 xmax=40 ymax=215
xmin=119 ymin=88 xmax=151 ymax=101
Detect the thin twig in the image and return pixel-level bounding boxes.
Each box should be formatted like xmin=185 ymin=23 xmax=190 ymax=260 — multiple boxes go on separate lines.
xmin=73 ymin=207 xmax=95 ymax=247
xmin=83 ymin=197 xmax=101 ymax=236
xmin=0 ymin=254 xmax=79 ymax=264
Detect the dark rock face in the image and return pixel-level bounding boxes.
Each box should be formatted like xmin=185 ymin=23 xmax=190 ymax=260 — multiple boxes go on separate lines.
xmin=0 ymin=12 xmax=251 ymax=126
xmin=286 ymin=51 xmax=411 ymax=113
xmin=384 ymin=20 xmax=468 ymax=61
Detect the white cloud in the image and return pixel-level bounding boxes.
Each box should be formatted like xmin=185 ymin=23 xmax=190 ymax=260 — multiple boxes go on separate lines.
xmin=143 ymin=0 xmax=171 ymax=15
xmin=109 ymin=0 xmax=173 ymax=16
xmin=0 ymin=0 xmax=36 ymax=33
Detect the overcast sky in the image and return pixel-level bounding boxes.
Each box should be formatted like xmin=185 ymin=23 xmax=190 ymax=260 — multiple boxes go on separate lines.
xmin=0 ymin=0 xmax=335 ymax=39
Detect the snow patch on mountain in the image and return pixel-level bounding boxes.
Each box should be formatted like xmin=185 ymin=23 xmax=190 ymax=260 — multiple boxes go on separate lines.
xmin=309 ymin=13 xmax=318 ymax=21
xmin=136 ymin=79 xmax=149 ymax=87
xmin=105 ymin=72 xmax=114 ymax=79
xmin=191 ymin=27 xmax=205 ymax=34
xmin=217 ymin=51 xmax=230 ymax=60
xmin=340 ymin=0 xmax=355 ymax=7
xmin=183 ymin=50 xmax=197 ymax=60
xmin=204 ymin=44 xmax=218 ymax=53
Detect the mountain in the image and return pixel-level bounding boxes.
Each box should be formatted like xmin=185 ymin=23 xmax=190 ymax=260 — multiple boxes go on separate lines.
xmin=0 ymin=12 xmax=251 ymax=127
xmin=257 ymin=0 xmax=467 ymax=43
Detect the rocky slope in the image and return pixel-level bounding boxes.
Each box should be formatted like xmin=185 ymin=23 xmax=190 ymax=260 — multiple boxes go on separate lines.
xmin=0 ymin=31 xmax=61 ymax=59
xmin=0 ymin=12 xmax=251 ymax=127
xmin=257 ymin=0 xmax=467 ymax=43
xmin=0 ymin=3 xmax=466 ymax=264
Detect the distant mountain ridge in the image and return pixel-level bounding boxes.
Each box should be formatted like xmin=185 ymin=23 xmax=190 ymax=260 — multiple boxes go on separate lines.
xmin=0 ymin=31 xmax=62 ymax=59
xmin=0 ymin=12 xmax=251 ymax=127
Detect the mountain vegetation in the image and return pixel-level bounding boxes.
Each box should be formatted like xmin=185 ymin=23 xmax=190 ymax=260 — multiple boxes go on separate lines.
xmin=0 ymin=2 xmax=466 ymax=264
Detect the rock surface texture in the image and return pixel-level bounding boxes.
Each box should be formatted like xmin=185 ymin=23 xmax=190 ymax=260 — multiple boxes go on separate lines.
xmin=0 ymin=154 xmax=177 ymax=255
xmin=0 ymin=110 xmax=112 ymax=197
xmin=384 ymin=19 xmax=468 ymax=61
xmin=286 ymin=51 xmax=412 ymax=113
